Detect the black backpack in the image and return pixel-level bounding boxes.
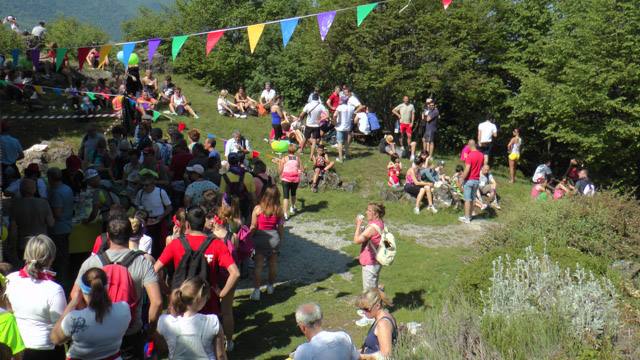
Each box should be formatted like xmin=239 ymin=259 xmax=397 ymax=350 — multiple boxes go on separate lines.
xmin=223 ymin=173 xmax=250 ymax=200
xmin=171 ymin=234 xmax=215 ymax=289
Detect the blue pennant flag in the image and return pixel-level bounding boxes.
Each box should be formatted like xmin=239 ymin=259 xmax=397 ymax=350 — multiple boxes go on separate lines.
xmin=122 ymin=43 xmax=136 ymax=69
xmin=280 ymin=18 xmax=299 ymax=48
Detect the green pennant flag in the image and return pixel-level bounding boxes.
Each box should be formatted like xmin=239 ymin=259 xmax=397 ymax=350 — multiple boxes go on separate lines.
xmin=86 ymin=92 xmax=96 ymax=100
xmin=152 ymin=110 xmax=161 ymax=122
xmin=357 ymin=3 xmax=378 ymax=27
xmin=55 ymin=48 xmax=68 ymax=71
xmin=172 ymin=35 xmax=189 ymax=61
xmin=0 ymin=80 xmax=6 ymax=87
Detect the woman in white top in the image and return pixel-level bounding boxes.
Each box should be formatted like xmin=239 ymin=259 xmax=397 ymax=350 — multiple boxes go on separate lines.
xmin=217 ymin=89 xmax=241 ymax=118
xmin=169 ymin=87 xmax=199 ymax=118
xmin=5 ymin=235 xmax=67 ymax=360
xmin=156 ymin=278 xmax=227 ymax=360
xmin=50 ymin=267 xmax=131 ymax=360
xmin=507 ymin=128 xmax=522 ymax=183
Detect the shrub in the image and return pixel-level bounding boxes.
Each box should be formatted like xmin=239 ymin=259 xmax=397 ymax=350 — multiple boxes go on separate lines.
xmin=481 ymin=247 xmax=619 ymax=341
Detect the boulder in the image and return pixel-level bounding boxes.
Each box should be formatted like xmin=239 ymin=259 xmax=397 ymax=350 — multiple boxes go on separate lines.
xmin=18 ymin=141 xmax=73 ymax=173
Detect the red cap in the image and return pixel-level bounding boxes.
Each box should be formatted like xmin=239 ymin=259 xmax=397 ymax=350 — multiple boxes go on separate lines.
xmin=26 ymin=163 xmax=40 ymax=173
xmin=65 ymin=155 xmax=82 ymax=172
xmin=252 ymin=150 xmax=260 ymax=159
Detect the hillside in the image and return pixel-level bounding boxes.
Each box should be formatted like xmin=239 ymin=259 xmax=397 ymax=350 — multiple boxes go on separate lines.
xmin=0 ymin=0 xmax=171 ymax=40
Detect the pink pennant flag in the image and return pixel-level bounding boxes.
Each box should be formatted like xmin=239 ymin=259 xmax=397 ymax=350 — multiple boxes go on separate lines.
xmin=206 ymin=31 xmax=224 ymax=55
xmin=443 ymin=0 xmax=452 ymax=9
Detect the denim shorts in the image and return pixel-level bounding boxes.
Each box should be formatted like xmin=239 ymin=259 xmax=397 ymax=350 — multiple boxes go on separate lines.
xmin=336 ymin=130 xmax=350 ymax=144
xmin=463 ymin=180 xmax=480 ymax=201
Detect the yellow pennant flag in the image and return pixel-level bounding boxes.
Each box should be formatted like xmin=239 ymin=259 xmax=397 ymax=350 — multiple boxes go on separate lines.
xmin=247 ymin=23 xmax=265 ymax=54
xmin=34 ymin=85 xmax=44 ymax=95
xmin=98 ymin=45 xmax=112 ymax=69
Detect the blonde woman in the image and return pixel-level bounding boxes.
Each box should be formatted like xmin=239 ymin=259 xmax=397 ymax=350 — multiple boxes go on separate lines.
xmin=356 ymin=288 xmax=397 ymax=358
xmin=6 ymin=235 xmax=66 ymax=359
xmin=217 ymin=89 xmax=241 ymax=118
xmin=156 ymin=278 xmax=227 ymax=360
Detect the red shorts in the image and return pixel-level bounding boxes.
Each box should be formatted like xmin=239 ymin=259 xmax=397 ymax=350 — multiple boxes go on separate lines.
xmin=399 ymin=123 xmax=413 ymax=136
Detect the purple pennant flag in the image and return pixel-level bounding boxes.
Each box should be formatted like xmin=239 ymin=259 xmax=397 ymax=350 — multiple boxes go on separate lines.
xmin=29 ymin=49 xmax=40 ymax=70
xmin=148 ymin=39 xmax=161 ymax=64
xmin=317 ymin=11 xmax=336 ymax=41
xmin=11 ymin=49 xmax=19 ymax=68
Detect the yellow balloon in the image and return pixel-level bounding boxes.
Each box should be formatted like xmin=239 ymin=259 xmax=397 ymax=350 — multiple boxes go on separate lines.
xmin=271 ymin=140 xmax=290 ymax=153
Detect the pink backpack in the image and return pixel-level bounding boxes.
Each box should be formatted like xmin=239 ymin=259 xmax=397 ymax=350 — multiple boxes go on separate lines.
xmin=282 ymin=155 xmax=300 ymax=182
xmin=97 ymin=250 xmax=144 ymax=327
xmin=222 ymin=226 xmax=254 ymax=262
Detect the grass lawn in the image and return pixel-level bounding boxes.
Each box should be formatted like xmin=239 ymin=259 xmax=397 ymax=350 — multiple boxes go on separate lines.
xmin=4 ymin=72 xmax=532 ymax=359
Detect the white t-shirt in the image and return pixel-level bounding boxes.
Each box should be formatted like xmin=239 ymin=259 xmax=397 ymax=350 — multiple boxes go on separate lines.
xmin=478 ymin=121 xmax=497 ymax=143
xmin=356 ymin=112 xmax=370 ymax=134
xmin=261 ymin=89 xmax=276 ymax=103
xmin=335 ymin=104 xmax=354 ymax=132
xmin=31 ymin=25 xmax=46 ymax=37
xmin=303 ymin=101 xmax=327 ymax=128
xmin=217 ymin=98 xmax=229 ymax=112
xmin=532 ymin=164 xmax=552 ymax=183
xmin=293 ymin=330 xmax=359 ymax=360
xmin=158 ymin=313 xmax=220 ymax=360
xmin=5 ymin=272 xmax=67 ymax=350
xmin=134 ymin=187 xmax=171 ymax=218
xmin=347 ymin=96 xmax=362 ymax=109
xmin=61 ymin=302 xmax=131 ymax=359
xmin=131 ymin=234 xmax=153 ymax=254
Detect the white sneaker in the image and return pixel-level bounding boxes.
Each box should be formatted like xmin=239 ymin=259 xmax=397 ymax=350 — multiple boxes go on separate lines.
xmin=429 ymin=206 xmax=438 ymax=214
xmin=266 ymin=284 xmax=275 ymax=294
xmin=458 ymin=216 xmax=471 ymax=224
xmin=413 ymin=207 xmax=420 ymax=215
xmin=289 ymin=206 xmax=296 ymax=215
xmin=240 ymin=114 xmax=247 ymax=119
xmin=410 ymin=155 xmax=415 ymax=161
xmin=355 ymin=317 xmax=375 ymax=327
xmin=163 ymin=110 xmax=171 ymax=114
xmin=336 ymin=158 xmax=343 ymax=163
xmin=194 ymin=114 xmax=200 ymax=119
xmin=284 ymin=213 xmax=289 ymax=221
xmin=250 ymin=288 xmax=261 ymax=301
xmin=234 ymin=113 xmax=241 ymax=118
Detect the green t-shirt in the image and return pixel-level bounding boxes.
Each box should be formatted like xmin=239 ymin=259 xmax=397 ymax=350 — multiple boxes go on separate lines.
xmin=0 ymin=311 xmax=25 ymax=355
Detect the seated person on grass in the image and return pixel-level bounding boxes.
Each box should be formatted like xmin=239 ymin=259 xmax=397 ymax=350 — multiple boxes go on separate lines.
xmin=218 ymin=89 xmax=242 ymax=118
xmin=450 ymin=165 xmax=464 ymax=198
xmin=553 ymin=177 xmax=574 ymax=200
xmin=310 ymin=144 xmax=335 ymax=193
xmin=477 ymin=165 xmax=500 ymax=210
xmin=160 ymin=75 xmax=175 ymax=103
xmin=379 ymin=135 xmax=398 ymax=157
xmin=136 ymin=89 xmax=157 ymax=116
xmin=531 ymin=175 xmax=551 ymax=201
xmin=387 ymin=154 xmax=402 ymax=188
xmin=169 ymin=87 xmax=199 ymax=118
xmin=235 ymin=86 xmax=257 ymax=114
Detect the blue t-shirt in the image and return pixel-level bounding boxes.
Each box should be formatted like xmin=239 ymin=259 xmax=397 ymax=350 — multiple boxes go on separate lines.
xmin=49 ymin=183 xmax=74 ymax=234
xmin=0 ymin=135 xmax=23 ymax=165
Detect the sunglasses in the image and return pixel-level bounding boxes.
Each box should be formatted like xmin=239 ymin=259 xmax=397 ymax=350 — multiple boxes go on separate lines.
xmin=360 ymin=307 xmax=373 ymax=313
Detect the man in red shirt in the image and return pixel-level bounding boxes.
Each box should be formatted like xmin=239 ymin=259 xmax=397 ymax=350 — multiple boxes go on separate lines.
xmin=458 ymin=140 xmax=484 ymax=224
xmin=325 ymin=86 xmax=340 ymax=113
xmin=154 ymin=207 xmax=240 ymax=314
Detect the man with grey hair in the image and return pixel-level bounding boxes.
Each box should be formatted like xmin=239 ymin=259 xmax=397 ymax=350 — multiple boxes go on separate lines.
xmin=224 ymin=129 xmax=251 ymax=158
xmin=292 ymin=303 xmax=359 ymax=360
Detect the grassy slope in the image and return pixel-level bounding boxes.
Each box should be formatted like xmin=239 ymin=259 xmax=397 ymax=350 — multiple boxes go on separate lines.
xmin=6 ymin=73 xmax=531 ymax=359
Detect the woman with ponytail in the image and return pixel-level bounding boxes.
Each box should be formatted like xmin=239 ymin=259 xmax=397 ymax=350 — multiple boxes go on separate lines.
xmin=157 ymin=278 xmax=227 ymax=360
xmin=50 ymin=267 xmax=130 ymax=360
xmin=6 ymin=235 xmax=67 ymax=360
xmin=355 ymin=288 xmax=397 ymax=359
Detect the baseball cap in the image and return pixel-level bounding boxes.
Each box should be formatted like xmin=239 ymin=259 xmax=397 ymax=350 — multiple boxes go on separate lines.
xmin=186 ymin=164 xmax=205 ymax=175
xmin=84 ymin=168 xmax=99 ymax=181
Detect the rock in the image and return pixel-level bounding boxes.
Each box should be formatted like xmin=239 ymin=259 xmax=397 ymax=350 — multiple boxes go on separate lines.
xmin=18 ymin=140 xmax=73 ymax=173
xmin=380 ymin=187 xmax=405 ymax=201
xmin=341 ymin=181 xmax=356 ymax=193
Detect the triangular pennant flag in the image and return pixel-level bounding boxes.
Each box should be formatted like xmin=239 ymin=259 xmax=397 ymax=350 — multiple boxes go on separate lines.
xmin=317 ymin=11 xmax=336 ymax=41
xmin=152 ymin=110 xmax=161 ymax=122
xmin=11 ymin=49 xmax=19 ymax=68
xmin=172 ymin=35 xmax=189 ymax=61
xmin=148 ymin=39 xmax=161 ymax=63
xmin=206 ymin=31 xmax=224 ymax=55
xmin=77 ymin=47 xmax=90 ymax=70
xmin=34 ymin=85 xmax=44 ymax=95
xmin=98 ymin=45 xmax=111 ymax=68
xmin=0 ymin=80 xmax=7 ymax=87
xmin=357 ymin=3 xmax=378 ymax=27
xmin=128 ymin=98 xmax=137 ymax=106
xmin=280 ymin=18 xmax=299 ymax=48
xmin=247 ymin=23 xmax=266 ymax=54
xmin=86 ymin=92 xmax=97 ymax=100
xmin=55 ymin=48 xmax=68 ymax=71
xmin=53 ymin=87 xmax=62 ymax=95
xmin=29 ymin=48 xmax=40 ymax=69
xmin=443 ymin=0 xmax=452 ymax=9
xmin=121 ymin=43 xmax=135 ymax=69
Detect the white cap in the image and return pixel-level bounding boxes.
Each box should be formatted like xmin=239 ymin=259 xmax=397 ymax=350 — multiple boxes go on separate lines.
xmin=84 ymin=168 xmax=99 ymax=181
xmin=186 ymin=164 xmax=205 ymax=175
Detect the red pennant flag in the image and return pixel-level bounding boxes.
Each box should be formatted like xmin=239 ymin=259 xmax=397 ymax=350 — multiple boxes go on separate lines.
xmin=78 ymin=47 xmax=90 ymax=70
xmin=443 ymin=0 xmax=452 ymax=9
xmin=206 ymin=31 xmax=224 ymax=55
xmin=178 ymin=122 xmax=186 ymax=133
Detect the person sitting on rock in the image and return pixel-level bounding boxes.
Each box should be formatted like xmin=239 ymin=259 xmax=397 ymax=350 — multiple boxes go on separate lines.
xmin=387 ymin=154 xmax=401 ymax=188
xmin=310 ymin=144 xmax=335 ymax=193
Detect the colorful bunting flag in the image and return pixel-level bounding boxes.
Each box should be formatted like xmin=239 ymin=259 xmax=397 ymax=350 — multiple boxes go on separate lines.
xmin=247 ymin=23 xmax=265 ymax=54
xmin=55 ymin=48 xmax=68 ymax=71
xmin=152 ymin=111 xmax=161 ymax=122
xmin=29 ymin=49 xmax=40 ymax=69
xmin=357 ymin=3 xmax=378 ymax=27
xmin=78 ymin=47 xmax=90 ymax=70
xmin=86 ymin=92 xmax=96 ymax=100
xmin=33 ymin=85 xmax=44 ymax=95
xmin=206 ymin=31 xmax=224 ymax=55
xmin=53 ymin=87 xmax=62 ymax=96
xmin=98 ymin=45 xmax=112 ymax=68
xmin=0 ymin=80 xmax=7 ymax=87
xmin=317 ymin=11 xmax=336 ymax=41
xmin=172 ymin=35 xmax=189 ymax=61
xmin=121 ymin=43 xmax=135 ymax=69
xmin=280 ymin=18 xmax=299 ymax=48
xmin=443 ymin=0 xmax=452 ymax=9
xmin=11 ymin=49 xmax=19 ymax=68
xmin=148 ymin=39 xmax=161 ymax=63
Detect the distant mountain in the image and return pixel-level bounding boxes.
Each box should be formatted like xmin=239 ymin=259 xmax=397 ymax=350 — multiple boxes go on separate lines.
xmin=0 ymin=0 xmax=172 ymax=40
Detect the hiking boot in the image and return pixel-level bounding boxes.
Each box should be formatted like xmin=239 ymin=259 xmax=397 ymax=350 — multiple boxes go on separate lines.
xmin=266 ymin=284 xmax=275 ymax=295
xmin=458 ymin=216 xmax=471 ymax=224
xmin=250 ymin=288 xmax=261 ymax=301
